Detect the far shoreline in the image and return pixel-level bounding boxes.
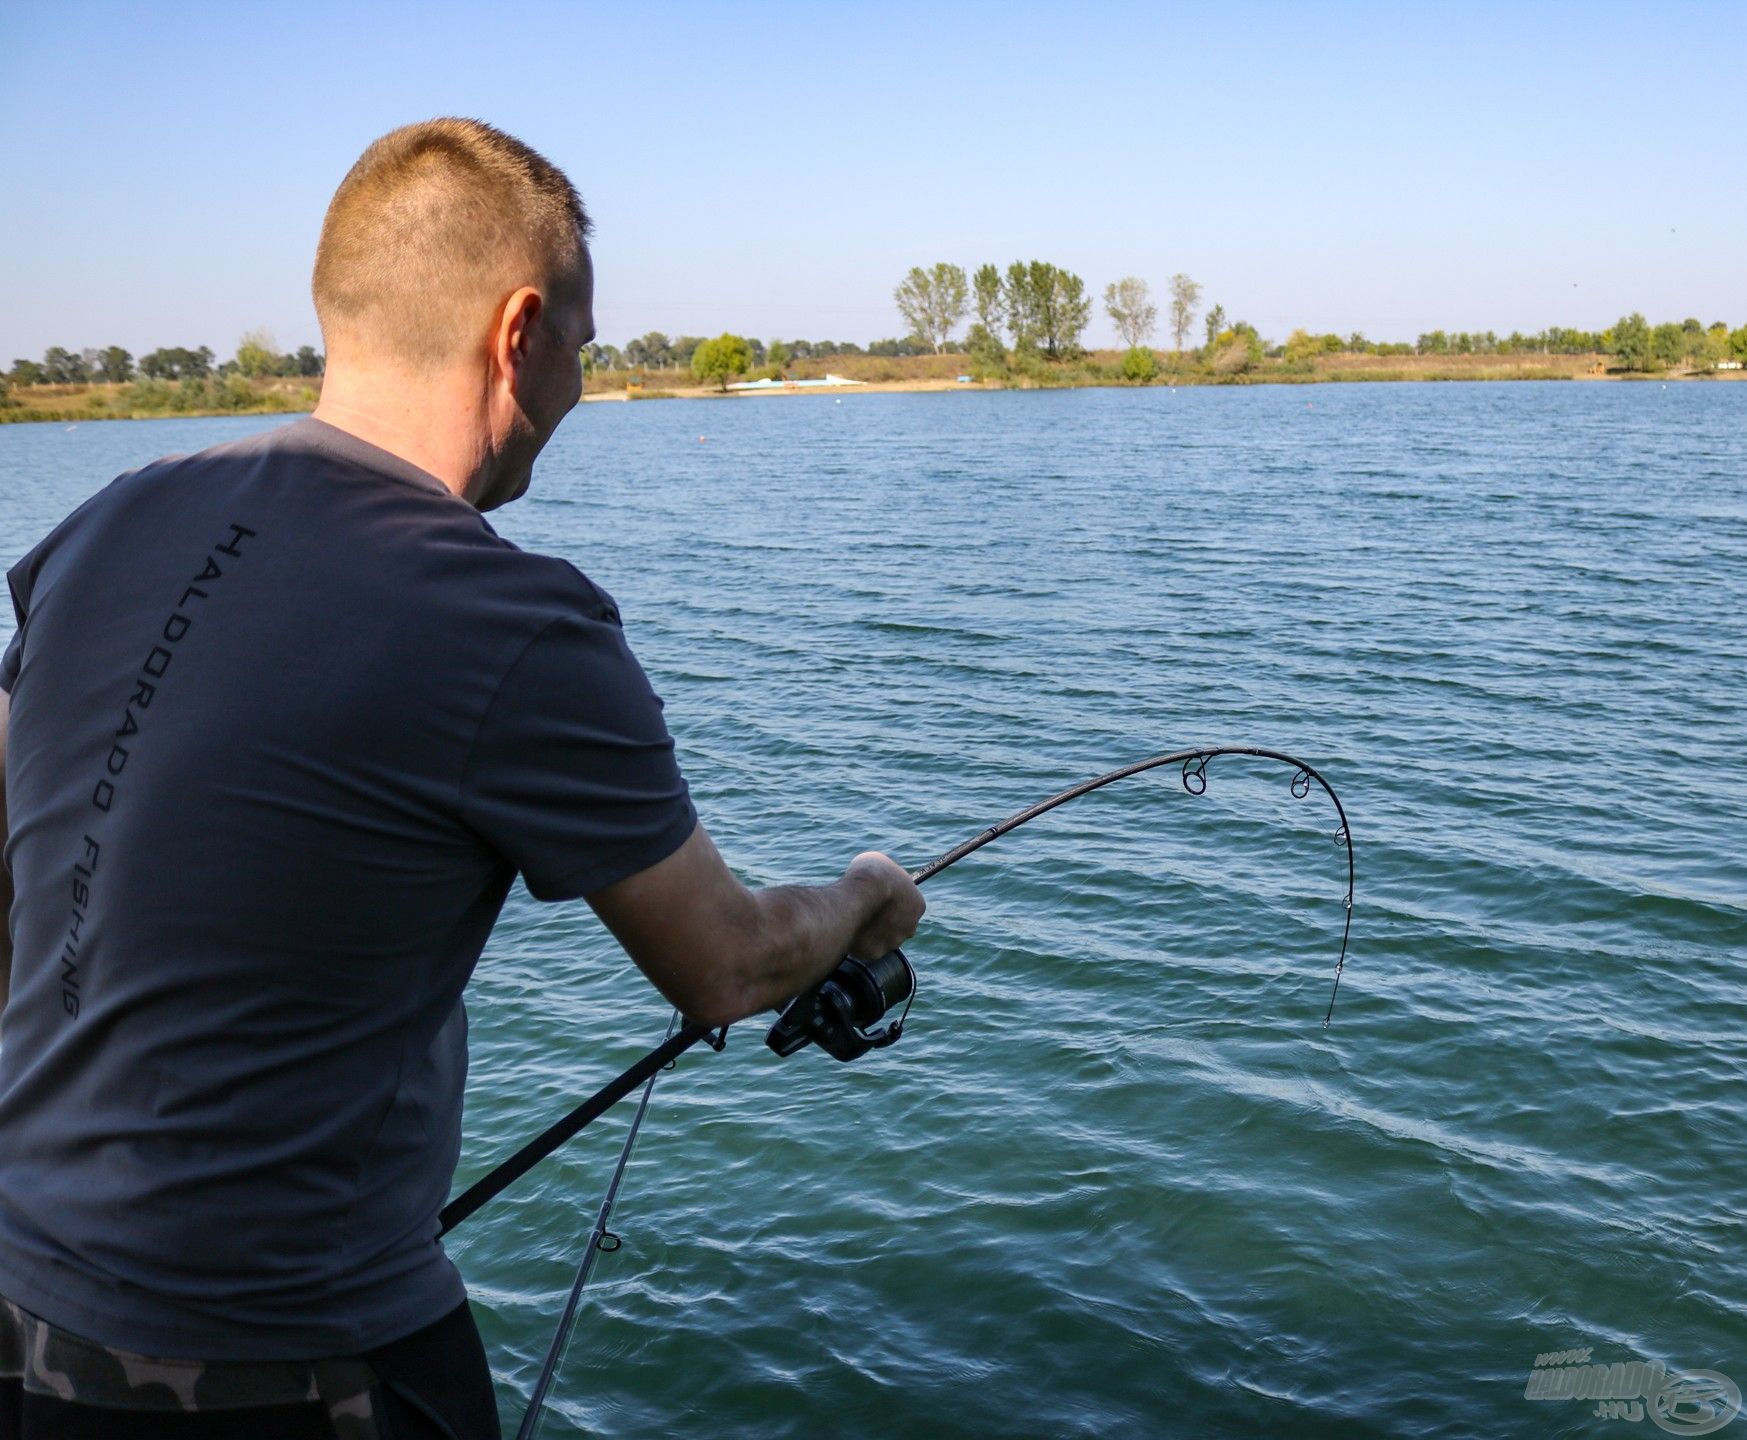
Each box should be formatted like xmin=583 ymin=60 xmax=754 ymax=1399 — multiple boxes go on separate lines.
xmin=581 ymin=367 xmax=1746 ymax=404
xmin=579 ymin=346 xmax=1745 ymax=403
xmin=3 ymin=363 xmax=1740 ymax=427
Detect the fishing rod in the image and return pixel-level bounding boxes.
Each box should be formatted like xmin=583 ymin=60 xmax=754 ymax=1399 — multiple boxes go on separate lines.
xmin=474 ymin=744 xmax=1355 ymax=1438
xmin=440 ymin=743 xmax=1353 ymax=1237
xmin=498 ymin=745 xmax=1354 ymax=1433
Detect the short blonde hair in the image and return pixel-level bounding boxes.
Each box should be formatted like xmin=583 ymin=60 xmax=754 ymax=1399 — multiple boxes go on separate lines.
xmin=312 ymin=118 xmax=591 ymax=368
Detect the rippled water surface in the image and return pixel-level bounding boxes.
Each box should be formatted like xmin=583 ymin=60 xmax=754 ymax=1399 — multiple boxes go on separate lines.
xmin=2 ymin=383 xmax=1743 ymax=1439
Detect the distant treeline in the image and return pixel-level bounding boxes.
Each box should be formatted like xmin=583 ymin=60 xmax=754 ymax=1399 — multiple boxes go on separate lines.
xmin=895 ymin=263 xmax=1747 ymax=377
xmin=583 ymin=333 xmax=943 ymax=374
xmin=12 ymin=296 xmax=1746 ymax=410
xmin=0 ymin=330 xmax=322 ymax=421
xmin=1266 ymin=318 xmax=1745 ymax=369
xmin=581 ymin=264 xmax=1747 ymax=389
xmin=4 ymin=330 xmax=323 ymax=390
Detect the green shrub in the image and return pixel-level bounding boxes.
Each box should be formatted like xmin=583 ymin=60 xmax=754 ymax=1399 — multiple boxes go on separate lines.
xmin=1004 ymin=349 xmax=1055 ymax=384
xmin=125 ymin=378 xmax=175 ymax=411
xmin=1120 ymin=346 xmax=1159 ymax=382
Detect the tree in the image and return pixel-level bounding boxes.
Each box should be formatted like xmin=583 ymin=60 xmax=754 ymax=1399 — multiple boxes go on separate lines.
xmin=235 ymin=329 xmax=281 ymax=378
xmin=1001 ymin=263 xmax=1042 ymax=351
xmin=866 ymin=336 xmax=932 ymax=357
xmin=625 ymin=332 xmax=673 ymax=369
xmin=293 ymin=345 xmax=324 ymax=377
xmin=690 ymin=332 xmax=752 ymax=390
xmin=767 ymin=340 xmax=792 ymax=370
xmin=966 ymin=270 xmax=1004 ymax=361
xmin=785 ymin=338 xmax=865 ymax=360
xmin=973 ymin=264 xmax=1003 ymax=334
xmin=140 ymin=345 xmax=213 ymax=380
xmin=1695 ymin=325 xmax=1729 ymax=370
xmin=1649 ymin=322 xmax=1685 ymax=369
xmin=1044 ymin=267 xmax=1092 ymax=358
xmin=42 ymin=347 xmax=80 ymax=383
xmin=1607 ymin=313 xmax=1652 ymax=371
xmin=9 ymin=359 xmax=45 ymax=386
xmin=1001 ymin=261 xmax=1091 ymax=358
xmin=1103 ymin=277 xmax=1157 ymax=349
xmin=1203 ymin=304 xmax=1227 ymax=350
xmin=893 ymin=263 xmax=969 ymax=353
xmin=1167 ymin=273 xmax=1202 ymax=354
xmin=97 ymin=346 xmax=135 ymax=383
xmin=671 ymin=336 xmax=704 ymax=369
xmin=967 ymin=264 xmax=1007 ymax=364
xmin=1678 ymin=318 xmax=1710 ymax=364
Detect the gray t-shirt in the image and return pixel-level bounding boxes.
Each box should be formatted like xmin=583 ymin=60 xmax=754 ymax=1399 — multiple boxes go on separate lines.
xmin=0 ymin=418 xmax=696 ymax=1359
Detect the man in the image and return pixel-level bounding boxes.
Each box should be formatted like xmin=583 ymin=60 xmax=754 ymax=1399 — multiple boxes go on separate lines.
xmin=0 ymin=118 xmax=923 ymax=1439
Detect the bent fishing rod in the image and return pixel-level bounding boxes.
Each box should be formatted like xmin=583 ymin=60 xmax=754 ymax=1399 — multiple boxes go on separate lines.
xmin=440 ymin=744 xmax=1354 ymax=1236
xmin=464 ymin=744 xmax=1354 ymax=1440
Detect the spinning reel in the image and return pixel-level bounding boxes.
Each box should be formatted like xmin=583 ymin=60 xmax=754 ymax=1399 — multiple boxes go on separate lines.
xmin=765 ymin=948 xmax=917 ymax=1062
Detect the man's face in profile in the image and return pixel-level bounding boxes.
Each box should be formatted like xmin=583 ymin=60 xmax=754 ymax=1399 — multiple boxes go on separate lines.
xmin=484 ymin=250 xmax=594 ymax=512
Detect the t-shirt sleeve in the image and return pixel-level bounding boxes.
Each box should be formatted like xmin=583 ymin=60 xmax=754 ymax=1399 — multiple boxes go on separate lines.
xmin=0 ymin=628 xmax=19 ymax=694
xmin=2 ymin=563 xmax=27 ymax=694
xmin=460 ymin=612 xmax=696 ymax=901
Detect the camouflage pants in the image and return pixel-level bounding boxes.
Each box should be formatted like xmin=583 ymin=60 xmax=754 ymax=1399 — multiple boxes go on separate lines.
xmin=0 ymin=1294 xmax=487 ymax=1438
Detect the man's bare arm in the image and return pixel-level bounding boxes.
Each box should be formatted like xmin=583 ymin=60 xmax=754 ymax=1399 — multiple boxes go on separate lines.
xmin=0 ymin=686 xmax=12 ymax=1025
xmin=587 ymin=822 xmax=924 ymax=1029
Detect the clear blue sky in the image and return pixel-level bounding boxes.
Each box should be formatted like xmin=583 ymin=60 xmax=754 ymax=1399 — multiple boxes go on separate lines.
xmin=2 ymin=1 xmax=1741 ymax=360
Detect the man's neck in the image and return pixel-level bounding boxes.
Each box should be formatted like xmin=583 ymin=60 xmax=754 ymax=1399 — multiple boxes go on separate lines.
xmin=312 ymin=363 xmax=491 ymax=505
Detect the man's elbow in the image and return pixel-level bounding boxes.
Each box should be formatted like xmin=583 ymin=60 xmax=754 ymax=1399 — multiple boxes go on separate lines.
xmin=671 ymin=937 xmax=777 ymax=1028
xmin=657 ymin=913 xmax=788 ymax=1029
xmin=673 ymin=987 xmax=748 ymax=1031
xmin=653 ymin=963 xmax=758 ymax=1030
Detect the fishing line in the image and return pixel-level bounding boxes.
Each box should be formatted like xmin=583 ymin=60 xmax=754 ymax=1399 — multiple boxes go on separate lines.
xmin=515 ymin=1011 xmax=680 ymax=1440
xmin=450 ymin=744 xmax=1355 ymax=1434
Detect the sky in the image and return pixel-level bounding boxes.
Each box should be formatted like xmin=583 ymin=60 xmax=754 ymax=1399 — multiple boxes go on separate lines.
xmin=2 ymin=1 xmax=1742 ymax=361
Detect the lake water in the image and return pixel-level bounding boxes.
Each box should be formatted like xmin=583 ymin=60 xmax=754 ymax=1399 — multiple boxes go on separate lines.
xmin=1 ymin=383 xmax=1743 ymax=1439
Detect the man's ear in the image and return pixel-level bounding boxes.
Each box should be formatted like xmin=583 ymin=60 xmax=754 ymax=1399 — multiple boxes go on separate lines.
xmin=492 ymin=287 xmax=545 ymax=387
